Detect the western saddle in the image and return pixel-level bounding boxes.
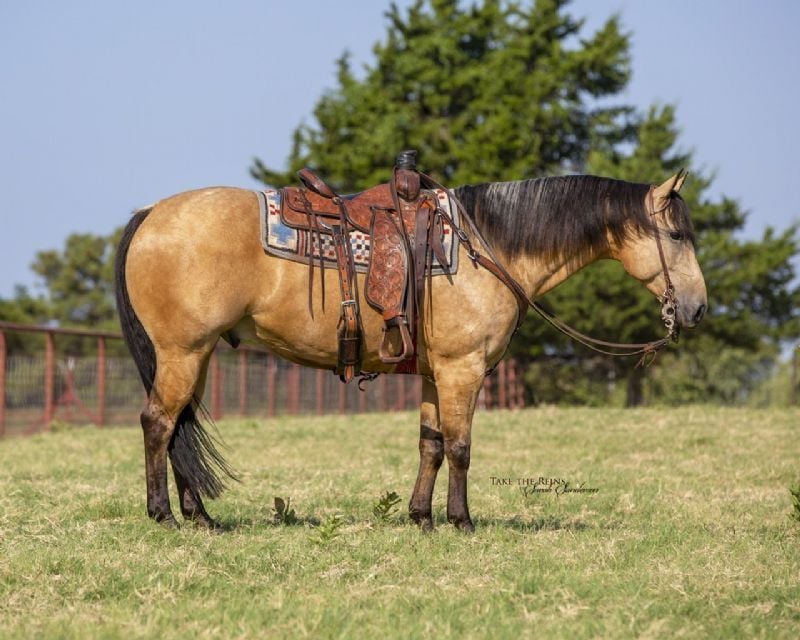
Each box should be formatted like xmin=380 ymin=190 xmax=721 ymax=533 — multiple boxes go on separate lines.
xmin=279 ymin=150 xmax=454 ymax=382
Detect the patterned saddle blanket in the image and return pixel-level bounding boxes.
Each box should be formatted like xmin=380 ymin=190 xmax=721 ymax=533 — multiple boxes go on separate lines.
xmin=257 ymin=189 xmax=459 ymax=275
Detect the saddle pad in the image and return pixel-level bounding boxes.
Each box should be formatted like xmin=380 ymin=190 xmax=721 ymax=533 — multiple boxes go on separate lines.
xmin=257 ymin=189 xmax=460 ymax=275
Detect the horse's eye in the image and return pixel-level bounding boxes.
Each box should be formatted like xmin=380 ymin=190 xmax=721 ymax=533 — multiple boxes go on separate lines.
xmin=668 ymin=230 xmax=684 ymax=241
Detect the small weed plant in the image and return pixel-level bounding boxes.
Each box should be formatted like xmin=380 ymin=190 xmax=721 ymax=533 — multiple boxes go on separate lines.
xmin=372 ymin=490 xmax=402 ymax=522
xmin=313 ymin=514 xmax=345 ymax=545
xmin=272 ymin=497 xmax=298 ymax=525
xmin=790 ymin=484 xmax=800 ymax=522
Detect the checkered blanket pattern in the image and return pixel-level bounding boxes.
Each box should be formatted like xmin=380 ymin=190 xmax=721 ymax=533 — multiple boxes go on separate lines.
xmin=258 ymin=189 xmax=459 ymax=275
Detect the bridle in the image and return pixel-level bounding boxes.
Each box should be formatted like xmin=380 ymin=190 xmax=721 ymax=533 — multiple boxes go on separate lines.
xmin=649 ymin=186 xmax=679 ymax=343
xmin=422 ymin=174 xmax=681 ymax=365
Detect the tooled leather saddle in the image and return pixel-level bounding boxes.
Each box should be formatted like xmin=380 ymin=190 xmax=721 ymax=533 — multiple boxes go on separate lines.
xmin=279 ymin=150 xmax=454 ymax=382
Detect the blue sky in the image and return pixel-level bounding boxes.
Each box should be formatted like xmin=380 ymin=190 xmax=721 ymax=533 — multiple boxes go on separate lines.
xmin=1 ymin=1 xmax=798 ymax=299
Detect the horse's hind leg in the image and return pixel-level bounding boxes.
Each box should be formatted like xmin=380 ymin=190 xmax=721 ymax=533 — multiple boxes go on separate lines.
xmin=141 ymin=403 xmax=178 ymax=526
xmin=141 ymin=347 xmax=210 ymax=527
xmin=170 ymin=428 xmax=219 ymax=529
xmin=409 ymin=378 xmax=443 ymax=531
xmin=168 ymin=358 xmax=220 ymax=529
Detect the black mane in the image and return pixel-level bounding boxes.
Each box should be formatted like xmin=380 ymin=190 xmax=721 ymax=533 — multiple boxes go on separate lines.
xmin=453 ymin=175 xmax=694 ymax=262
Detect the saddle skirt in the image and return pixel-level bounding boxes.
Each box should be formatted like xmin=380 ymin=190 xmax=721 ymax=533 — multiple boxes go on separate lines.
xmin=257 ymin=188 xmax=460 ymax=275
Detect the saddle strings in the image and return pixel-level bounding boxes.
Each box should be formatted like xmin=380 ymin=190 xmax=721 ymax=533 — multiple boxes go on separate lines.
xmin=298 ymin=190 xmax=327 ymax=317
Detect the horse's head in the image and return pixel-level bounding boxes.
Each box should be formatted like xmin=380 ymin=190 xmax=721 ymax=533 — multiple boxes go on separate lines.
xmin=614 ymin=172 xmax=707 ymax=329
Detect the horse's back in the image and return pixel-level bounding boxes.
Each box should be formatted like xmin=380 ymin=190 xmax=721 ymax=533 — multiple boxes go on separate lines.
xmin=140 ymin=186 xmax=259 ymax=239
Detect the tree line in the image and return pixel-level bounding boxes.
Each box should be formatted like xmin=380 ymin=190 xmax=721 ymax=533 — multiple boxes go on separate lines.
xmin=3 ymin=0 xmax=798 ymax=406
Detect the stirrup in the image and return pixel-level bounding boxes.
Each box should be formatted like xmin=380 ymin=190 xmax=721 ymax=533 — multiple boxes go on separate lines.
xmin=378 ymin=316 xmax=414 ymax=364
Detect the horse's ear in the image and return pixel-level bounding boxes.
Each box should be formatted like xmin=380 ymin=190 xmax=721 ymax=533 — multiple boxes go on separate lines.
xmin=673 ymin=169 xmax=688 ymax=193
xmin=653 ymin=170 xmax=688 ymax=203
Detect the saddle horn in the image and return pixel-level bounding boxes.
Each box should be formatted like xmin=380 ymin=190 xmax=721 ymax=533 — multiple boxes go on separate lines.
xmin=394 ymin=149 xmax=420 ymax=201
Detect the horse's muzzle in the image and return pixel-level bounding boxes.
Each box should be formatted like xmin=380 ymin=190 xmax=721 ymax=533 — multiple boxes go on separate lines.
xmin=679 ymin=301 xmax=707 ymax=328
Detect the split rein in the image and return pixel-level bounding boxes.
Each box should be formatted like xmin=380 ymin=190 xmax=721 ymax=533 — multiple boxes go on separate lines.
xmin=425 ymin=175 xmax=680 ymax=366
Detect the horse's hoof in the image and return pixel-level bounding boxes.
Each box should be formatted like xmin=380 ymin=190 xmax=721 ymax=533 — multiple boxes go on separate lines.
xmin=154 ymin=514 xmax=180 ymax=529
xmin=202 ymin=519 xmax=225 ymax=534
xmin=189 ymin=514 xmax=224 ymax=533
xmin=452 ymin=519 xmax=475 ymax=534
xmin=417 ymin=517 xmax=435 ymax=533
xmin=409 ymin=510 xmax=435 ymax=532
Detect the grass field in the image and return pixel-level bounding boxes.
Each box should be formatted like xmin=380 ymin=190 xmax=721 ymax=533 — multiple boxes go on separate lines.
xmin=1 ymin=407 xmax=799 ymax=639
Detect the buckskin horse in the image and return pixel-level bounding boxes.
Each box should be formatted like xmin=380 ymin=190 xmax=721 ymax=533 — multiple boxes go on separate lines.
xmin=115 ymin=162 xmax=706 ymax=532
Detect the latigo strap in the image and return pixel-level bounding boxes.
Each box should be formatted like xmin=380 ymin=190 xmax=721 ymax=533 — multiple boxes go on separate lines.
xmin=330 ymin=223 xmax=362 ymax=382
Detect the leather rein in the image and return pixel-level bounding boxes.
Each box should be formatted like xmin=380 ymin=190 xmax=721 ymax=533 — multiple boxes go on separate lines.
xmin=425 ymin=175 xmax=680 ymax=365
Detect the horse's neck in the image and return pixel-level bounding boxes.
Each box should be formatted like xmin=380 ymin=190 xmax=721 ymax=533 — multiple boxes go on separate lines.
xmin=507 ymin=246 xmax=608 ymax=299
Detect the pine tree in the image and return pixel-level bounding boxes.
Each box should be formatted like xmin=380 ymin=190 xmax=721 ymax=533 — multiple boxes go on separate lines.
xmin=29 ymin=230 xmax=122 ymax=330
xmin=251 ymin=0 xmax=632 ymax=189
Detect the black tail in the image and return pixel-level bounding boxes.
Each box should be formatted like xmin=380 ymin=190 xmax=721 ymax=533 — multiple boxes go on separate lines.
xmin=115 ymin=207 xmax=236 ymax=499
xmin=115 ymin=209 xmax=156 ymax=394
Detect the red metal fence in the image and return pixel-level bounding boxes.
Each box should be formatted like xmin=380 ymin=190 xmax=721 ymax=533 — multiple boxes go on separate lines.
xmin=0 ymin=322 xmax=525 ymax=437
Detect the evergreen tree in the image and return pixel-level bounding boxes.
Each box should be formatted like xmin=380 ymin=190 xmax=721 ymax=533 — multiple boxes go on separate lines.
xmin=29 ymin=229 xmax=122 ymax=330
xmin=252 ymin=0 xmax=632 ymax=189
xmin=1 ymin=229 xmax=123 ymax=355
xmin=0 ymin=286 xmax=49 ymax=326
xmin=0 ymin=286 xmax=51 ymax=354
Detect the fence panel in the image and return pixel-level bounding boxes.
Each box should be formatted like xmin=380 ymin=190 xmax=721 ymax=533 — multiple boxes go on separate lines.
xmin=0 ymin=322 xmax=525 ymax=437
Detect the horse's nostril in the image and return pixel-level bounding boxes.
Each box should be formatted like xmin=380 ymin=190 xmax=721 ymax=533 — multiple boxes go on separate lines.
xmin=693 ymin=304 xmax=707 ymax=324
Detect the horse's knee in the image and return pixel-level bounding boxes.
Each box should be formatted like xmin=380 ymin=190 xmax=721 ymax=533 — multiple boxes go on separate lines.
xmin=445 ymin=439 xmax=471 ymax=469
xmin=419 ymin=424 xmax=444 ymax=466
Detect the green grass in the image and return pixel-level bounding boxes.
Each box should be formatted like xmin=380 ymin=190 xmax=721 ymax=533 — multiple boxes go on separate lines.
xmin=1 ymin=407 xmax=799 ymax=639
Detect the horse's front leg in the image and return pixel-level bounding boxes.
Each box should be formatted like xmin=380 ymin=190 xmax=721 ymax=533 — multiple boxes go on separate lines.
xmin=435 ymin=360 xmax=485 ymax=533
xmin=409 ymin=378 xmax=443 ymax=531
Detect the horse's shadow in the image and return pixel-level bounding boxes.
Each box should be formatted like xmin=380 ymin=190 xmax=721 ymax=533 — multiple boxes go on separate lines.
xmin=473 ymin=514 xmax=592 ymax=532
xmin=210 ymin=514 xmax=322 ymax=532
xmin=206 ymin=512 xmax=596 ymax=533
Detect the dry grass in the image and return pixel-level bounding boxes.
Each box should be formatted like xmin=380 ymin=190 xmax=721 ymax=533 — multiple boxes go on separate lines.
xmin=1 ymin=407 xmax=799 ymax=638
